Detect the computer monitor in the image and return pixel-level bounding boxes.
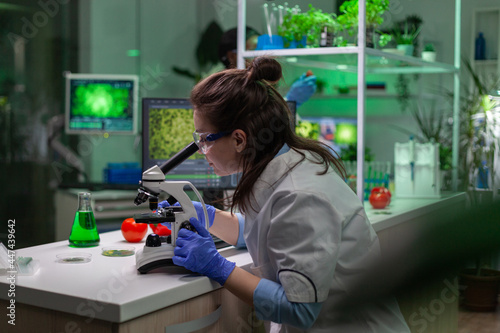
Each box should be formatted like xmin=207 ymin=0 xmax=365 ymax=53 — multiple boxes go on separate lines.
xmin=296 ymin=116 xmax=357 ymax=157
xmin=65 ymin=73 xmax=139 ymax=135
xmin=142 ymin=98 xmax=296 ymax=190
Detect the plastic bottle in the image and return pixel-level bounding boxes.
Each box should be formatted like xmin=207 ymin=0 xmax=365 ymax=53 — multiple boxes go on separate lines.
xmin=477 ymin=161 xmax=489 ymax=189
xmin=69 ymin=192 xmax=100 ymax=247
xmin=475 ymin=32 xmax=486 ymax=60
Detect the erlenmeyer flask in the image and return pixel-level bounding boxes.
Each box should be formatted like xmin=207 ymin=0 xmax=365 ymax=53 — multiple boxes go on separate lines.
xmin=69 ymin=192 xmax=100 ymax=247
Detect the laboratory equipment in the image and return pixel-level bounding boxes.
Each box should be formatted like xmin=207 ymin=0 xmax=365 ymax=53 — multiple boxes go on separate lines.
xmin=101 ymin=246 xmax=135 ymax=257
xmin=56 ymin=252 xmax=92 ymax=264
xmin=394 ymin=140 xmax=441 ymax=198
xmin=133 ymin=142 xmax=210 ymax=274
xmin=65 ymin=73 xmax=139 ymax=135
xmin=69 ymin=192 xmax=100 ymax=247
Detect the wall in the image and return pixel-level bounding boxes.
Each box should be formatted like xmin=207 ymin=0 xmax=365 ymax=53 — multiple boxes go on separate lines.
xmin=78 ymin=0 xmax=199 ymax=182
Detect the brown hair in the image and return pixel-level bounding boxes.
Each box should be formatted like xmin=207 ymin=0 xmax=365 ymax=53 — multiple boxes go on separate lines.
xmin=190 ymin=57 xmax=346 ymax=214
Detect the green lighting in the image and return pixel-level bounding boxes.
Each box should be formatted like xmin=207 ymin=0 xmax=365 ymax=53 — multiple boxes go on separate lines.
xmin=127 ymin=49 xmax=140 ymax=57
xmin=336 ymin=123 xmax=357 ymax=145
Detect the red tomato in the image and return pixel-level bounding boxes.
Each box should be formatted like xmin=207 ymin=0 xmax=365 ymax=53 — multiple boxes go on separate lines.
xmin=370 ymin=187 xmax=391 ymax=205
xmin=121 ymin=218 xmax=148 ymax=242
xmin=150 ymin=223 xmax=171 ymax=236
xmin=369 ymin=187 xmax=391 ymax=209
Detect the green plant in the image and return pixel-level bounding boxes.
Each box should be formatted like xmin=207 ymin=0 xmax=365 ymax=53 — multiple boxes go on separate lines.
xmin=316 ymin=78 xmax=327 ymax=94
xmin=340 ymin=143 xmax=374 ymax=162
xmin=278 ymin=5 xmax=338 ymax=47
xmin=457 ymin=59 xmax=500 ymax=195
xmin=453 ymin=60 xmax=500 ymax=304
xmin=337 ymin=0 xmax=390 ymax=30
xmin=395 ymin=73 xmax=412 ymax=112
xmin=336 ymin=0 xmax=390 ymax=47
xmin=392 ymin=21 xmax=421 ymax=45
xmin=295 ymin=119 xmax=319 ymax=139
xmin=424 ymin=43 xmax=435 ymax=52
xmin=378 ymin=33 xmax=392 ymax=48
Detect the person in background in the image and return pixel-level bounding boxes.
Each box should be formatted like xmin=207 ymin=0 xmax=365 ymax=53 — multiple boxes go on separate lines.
xmin=217 ymin=27 xmax=317 ymax=107
xmin=161 ymin=56 xmax=410 ymax=332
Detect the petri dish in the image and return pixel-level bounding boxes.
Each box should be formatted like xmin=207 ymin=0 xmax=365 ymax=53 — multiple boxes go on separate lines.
xmin=56 ymin=252 xmax=92 ymax=264
xmin=101 ymin=246 xmax=135 ymax=257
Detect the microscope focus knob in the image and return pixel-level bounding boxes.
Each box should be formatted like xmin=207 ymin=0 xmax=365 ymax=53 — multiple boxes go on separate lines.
xmin=180 ymin=220 xmax=197 ymax=233
xmin=145 ymin=233 xmax=162 ymax=247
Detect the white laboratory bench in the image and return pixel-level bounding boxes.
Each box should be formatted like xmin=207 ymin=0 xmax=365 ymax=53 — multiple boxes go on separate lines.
xmin=0 ymin=192 xmax=466 ymax=333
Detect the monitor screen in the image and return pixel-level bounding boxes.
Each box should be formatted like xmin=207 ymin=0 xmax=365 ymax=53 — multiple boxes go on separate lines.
xmin=296 ymin=116 xmax=357 ymax=157
xmin=65 ymin=73 xmax=139 ymax=134
xmin=142 ymin=98 xmax=296 ymax=190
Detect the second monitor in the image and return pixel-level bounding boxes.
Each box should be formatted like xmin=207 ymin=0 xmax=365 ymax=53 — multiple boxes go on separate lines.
xmin=142 ymin=98 xmax=296 ymax=190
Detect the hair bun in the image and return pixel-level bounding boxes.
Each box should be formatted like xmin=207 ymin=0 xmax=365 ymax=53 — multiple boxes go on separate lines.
xmin=247 ymin=57 xmax=282 ymax=83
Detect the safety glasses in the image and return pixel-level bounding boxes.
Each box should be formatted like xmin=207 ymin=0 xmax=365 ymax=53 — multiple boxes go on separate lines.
xmin=192 ymin=130 xmax=232 ymax=154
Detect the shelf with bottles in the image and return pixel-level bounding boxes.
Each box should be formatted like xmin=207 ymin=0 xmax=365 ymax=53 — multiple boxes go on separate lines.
xmin=236 ymin=0 xmax=462 ymax=197
xmin=470 ymin=7 xmax=500 ymax=74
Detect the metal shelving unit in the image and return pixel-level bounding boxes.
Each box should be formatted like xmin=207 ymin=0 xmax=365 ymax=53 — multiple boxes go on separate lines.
xmin=237 ymin=0 xmax=461 ymax=201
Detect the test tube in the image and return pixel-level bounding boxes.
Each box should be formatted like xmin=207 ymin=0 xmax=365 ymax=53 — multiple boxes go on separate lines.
xmin=263 ymin=3 xmax=272 ymax=38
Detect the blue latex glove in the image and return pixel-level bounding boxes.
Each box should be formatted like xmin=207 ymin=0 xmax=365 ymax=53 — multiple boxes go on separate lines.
xmin=285 ymin=73 xmax=317 ymax=107
xmin=173 ymin=217 xmax=236 ymax=285
xmin=158 ymin=200 xmax=216 ymax=228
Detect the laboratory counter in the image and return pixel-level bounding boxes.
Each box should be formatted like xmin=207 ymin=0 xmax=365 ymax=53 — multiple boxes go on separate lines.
xmin=0 ymin=192 xmax=466 ymax=333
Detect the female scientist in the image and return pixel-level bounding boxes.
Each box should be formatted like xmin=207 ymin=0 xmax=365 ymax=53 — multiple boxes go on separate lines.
xmin=166 ymin=57 xmax=410 ymax=332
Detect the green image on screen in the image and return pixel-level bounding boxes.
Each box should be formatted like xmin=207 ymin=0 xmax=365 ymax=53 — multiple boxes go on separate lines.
xmin=71 ymin=83 xmax=130 ymax=118
xmin=335 ymin=123 xmax=357 ymax=145
xmin=149 ymin=108 xmax=203 ymax=160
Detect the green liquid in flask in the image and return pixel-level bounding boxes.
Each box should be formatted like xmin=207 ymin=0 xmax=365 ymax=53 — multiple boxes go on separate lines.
xmin=69 ymin=211 xmax=100 ymax=247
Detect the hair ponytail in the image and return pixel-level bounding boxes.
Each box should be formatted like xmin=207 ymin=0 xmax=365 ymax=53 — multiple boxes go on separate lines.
xmin=245 ymin=57 xmax=282 ymax=86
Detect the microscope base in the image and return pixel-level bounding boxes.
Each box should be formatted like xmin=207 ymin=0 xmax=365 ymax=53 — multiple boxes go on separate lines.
xmin=136 ymin=243 xmax=176 ymax=274
xmin=137 ymin=258 xmax=175 ymax=274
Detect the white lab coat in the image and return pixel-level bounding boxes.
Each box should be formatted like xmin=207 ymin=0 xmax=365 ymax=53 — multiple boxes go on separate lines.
xmin=244 ymin=148 xmax=410 ymax=333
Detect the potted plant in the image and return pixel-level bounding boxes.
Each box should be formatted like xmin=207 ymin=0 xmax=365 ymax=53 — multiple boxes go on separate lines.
xmin=336 ymin=0 xmax=390 ymax=48
xmin=455 ymin=59 xmax=500 ymax=311
xmin=460 ymin=266 xmax=500 ymax=311
xmin=457 ymin=59 xmax=499 ymax=194
xmin=422 ymin=43 xmax=437 ymax=62
xmin=278 ymin=5 xmax=339 ymax=48
xmin=392 ymin=21 xmax=422 ymax=56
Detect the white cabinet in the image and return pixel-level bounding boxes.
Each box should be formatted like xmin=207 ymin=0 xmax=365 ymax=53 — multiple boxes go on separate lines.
xmin=236 ymin=0 xmax=461 ymax=200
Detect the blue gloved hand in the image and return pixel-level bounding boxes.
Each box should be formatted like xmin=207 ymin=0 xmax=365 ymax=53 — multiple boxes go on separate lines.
xmin=285 ymin=73 xmax=317 ymax=107
xmin=173 ymin=217 xmax=236 ymax=285
xmin=158 ymin=200 xmax=216 ymax=228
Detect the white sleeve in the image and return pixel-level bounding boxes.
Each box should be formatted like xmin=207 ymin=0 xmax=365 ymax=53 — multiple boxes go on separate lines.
xmin=267 ymin=190 xmax=343 ymax=303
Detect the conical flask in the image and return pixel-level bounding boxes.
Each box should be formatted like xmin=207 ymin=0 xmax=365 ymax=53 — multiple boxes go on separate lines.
xmin=69 ymin=192 xmax=100 ymax=247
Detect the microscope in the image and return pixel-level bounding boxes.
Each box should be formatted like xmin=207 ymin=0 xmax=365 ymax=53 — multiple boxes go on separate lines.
xmin=133 ymin=142 xmax=209 ymax=274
